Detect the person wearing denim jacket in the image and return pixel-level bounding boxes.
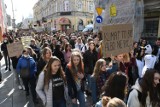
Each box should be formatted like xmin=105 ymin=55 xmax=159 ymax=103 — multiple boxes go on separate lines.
xmin=16 ymin=49 xmax=38 ymax=104
xmin=91 ymin=59 xmax=109 ymax=104
xmin=91 ymin=59 xmax=118 ymax=104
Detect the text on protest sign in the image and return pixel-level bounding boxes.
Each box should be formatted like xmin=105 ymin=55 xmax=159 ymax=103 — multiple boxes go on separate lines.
xmin=102 ymin=24 xmax=133 ymax=57
xmin=7 ymin=42 xmax=23 ymax=57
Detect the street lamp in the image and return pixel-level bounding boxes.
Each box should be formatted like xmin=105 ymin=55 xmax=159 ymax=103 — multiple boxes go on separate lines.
xmin=11 ymin=0 xmax=15 ymax=31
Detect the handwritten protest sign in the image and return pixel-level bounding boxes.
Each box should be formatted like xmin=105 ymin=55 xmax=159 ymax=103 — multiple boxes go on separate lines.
xmin=7 ymin=42 xmax=23 ymax=57
xmin=21 ymin=36 xmax=32 ymax=47
xmin=102 ymin=24 xmax=133 ymax=57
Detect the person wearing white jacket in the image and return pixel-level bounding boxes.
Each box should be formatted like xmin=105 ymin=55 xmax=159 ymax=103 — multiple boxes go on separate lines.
xmin=127 ymin=69 xmax=160 ymax=107
xmin=36 ymin=56 xmax=66 ymax=107
xmin=141 ymin=45 xmax=157 ymax=78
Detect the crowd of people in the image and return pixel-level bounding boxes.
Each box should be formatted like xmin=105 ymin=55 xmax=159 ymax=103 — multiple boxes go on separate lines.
xmin=0 ymin=31 xmax=160 ymax=107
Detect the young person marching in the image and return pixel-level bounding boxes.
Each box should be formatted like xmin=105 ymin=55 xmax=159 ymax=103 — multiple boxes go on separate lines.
xmin=36 ymin=56 xmax=66 ymax=107
xmin=65 ymin=51 xmax=86 ymax=107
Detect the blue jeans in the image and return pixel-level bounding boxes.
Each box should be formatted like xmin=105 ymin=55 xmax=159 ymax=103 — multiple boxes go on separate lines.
xmin=53 ymin=99 xmax=66 ymax=107
xmin=72 ymin=90 xmax=85 ymax=107
xmin=90 ymin=76 xmax=97 ymax=104
xmin=86 ymin=74 xmax=91 ymax=90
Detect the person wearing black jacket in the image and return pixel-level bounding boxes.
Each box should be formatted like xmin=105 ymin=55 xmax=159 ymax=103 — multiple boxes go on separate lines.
xmin=1 ymin=38 xmax=11 ymax=71
xmin=49 ymin=37 xmax=57 ymax=53
xmin=37 ymin=47 xmax=52 ymax=76
xmin=0 ymin=51 xmax=3 ymax=83
xmin=83 ymin=41 xmax=98 ymax=95
xmin=53 ymin=44 xmax=65 ymax=69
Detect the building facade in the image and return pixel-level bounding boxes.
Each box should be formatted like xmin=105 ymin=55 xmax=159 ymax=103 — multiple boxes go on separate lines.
xmin=0 ymin=0 xmax=5 ymax=41
xmin=143 ymin=0 xmax=160 ymax=43
xmin=33 ymin=0 xmax=94 ymax=32
xmin=21 ymin=18 xmax=34 ymax=29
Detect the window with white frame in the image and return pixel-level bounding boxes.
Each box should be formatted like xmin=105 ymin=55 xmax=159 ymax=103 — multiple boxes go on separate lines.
xmin=77 ymin=2 xmax=82 ymax=11
xmin=56 ymin=2 xmax=58 ymax=12
xmin=88 ymin=1 xmax=94 ymax=12
xmin=60 ymin=2 xmax=63 ymax=11
xmin=64 ymin=1 xmax=70 ymax=11
xmin=53 ymin=2 xmax=56 ymax=12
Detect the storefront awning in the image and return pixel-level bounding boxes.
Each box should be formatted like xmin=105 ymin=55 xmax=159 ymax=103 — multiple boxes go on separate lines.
xmin=59 ymin=17 xmax=71 ymax=25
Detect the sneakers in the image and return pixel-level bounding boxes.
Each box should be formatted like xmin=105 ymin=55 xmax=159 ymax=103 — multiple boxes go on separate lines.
xmin=5 ymin=67 xmax=8 ymax=70
xmin=9 ymin=68 xmax=11 ymax=71
xmin=18 ymin=85 xmax=22 ymax=90
xmin=22 ymin=86 xmax=25 ymax=90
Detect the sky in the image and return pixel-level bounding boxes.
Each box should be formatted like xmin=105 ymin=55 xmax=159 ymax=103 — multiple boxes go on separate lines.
xmin=4 ymin=0 xmax=38 ymax=24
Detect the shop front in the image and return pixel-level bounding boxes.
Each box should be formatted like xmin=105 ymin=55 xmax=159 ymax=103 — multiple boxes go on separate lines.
xmin=59 ymin=17 xmax=71 ymax=32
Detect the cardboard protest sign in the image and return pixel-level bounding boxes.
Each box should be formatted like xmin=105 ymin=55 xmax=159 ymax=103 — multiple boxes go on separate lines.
xmin=21 ymin=36 xmax=32 ymax=47
xmin=93 ymin=0 xmax=144 ymax=42
xmin=102 ymin=24 xmax=133 ymax=57
xmin=7 ymin=42 xmax=23 ymax=57
xmin=66 ymin=28 xmax=74 ymax=34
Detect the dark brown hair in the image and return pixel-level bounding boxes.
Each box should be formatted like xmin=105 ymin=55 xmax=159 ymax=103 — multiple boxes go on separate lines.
xmin=103 ymin=72 xmax=128 ymax=100
xmin=64 ymin=43 xmax=72 ymax=52
xmin=139 ymin=69 xmax=160 ymax=106
xmin=44 ymin=56 xmax=65 ymax=89
xmin=41 ymin=47 xmax=52 ymax=60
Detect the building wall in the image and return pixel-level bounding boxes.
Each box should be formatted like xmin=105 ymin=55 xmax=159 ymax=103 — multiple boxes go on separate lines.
xmin=1 ymin=0 xmax=7 ymax=32
xmin=144 ymin=0 xmax=160 ymax=40
xmin=7 ymin=14 xmax=11 ymax=26
xmin=0 ymin=0 xmax=4 ymax=41
xmin=158 ymin=17 xmax=160 ymax=37
xmin=21 ymin=18 xmax=34 ymax=29
xmin=33 ymin=0 xmax=94 ymax=32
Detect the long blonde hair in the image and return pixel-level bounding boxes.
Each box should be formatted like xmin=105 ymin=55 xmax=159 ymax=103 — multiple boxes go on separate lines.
xmin=106 ymin=97 xmax=126 ymax=107
xmin=92 ymin=59 xmax=106 ymax=79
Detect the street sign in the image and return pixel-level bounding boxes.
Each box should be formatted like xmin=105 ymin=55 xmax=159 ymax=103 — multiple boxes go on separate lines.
xmin=96 ymin=16 xmax=103 ymax=23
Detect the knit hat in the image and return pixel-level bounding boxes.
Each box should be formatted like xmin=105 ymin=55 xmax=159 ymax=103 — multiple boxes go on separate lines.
xmin=144 ymin=44 xmax=152 ymax=54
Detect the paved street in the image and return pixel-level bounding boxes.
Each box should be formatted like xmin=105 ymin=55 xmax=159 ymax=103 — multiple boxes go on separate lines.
xmin=0 ymin=58 xmax=93 ymax=107
xmin=0 ymin=58 xmax=35 ymax=107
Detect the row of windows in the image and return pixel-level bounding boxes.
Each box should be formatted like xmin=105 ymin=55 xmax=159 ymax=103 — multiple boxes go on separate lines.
xmin=34 ymin=1 xmax=94 ymax=18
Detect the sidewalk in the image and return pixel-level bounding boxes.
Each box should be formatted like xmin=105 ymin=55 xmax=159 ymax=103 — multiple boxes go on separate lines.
xmin=0 ymin=58 xmax=35 ymax=107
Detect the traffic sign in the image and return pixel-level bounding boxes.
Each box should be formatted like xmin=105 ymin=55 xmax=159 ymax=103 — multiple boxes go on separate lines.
xmin=96 ymin=16 xmax=103 ymax=23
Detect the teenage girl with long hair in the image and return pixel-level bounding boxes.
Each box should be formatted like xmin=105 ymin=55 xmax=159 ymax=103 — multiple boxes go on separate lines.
xmin=36 ymin=56 xmax=66 ymax=107
xmin=37 ymin=47 xmax=52 ymax=76
xmin=65 ymin=51 xmax=85 ymax=107
xmin=91 ymin=59 xmax=110 ymax=103
xmin=127 ymin=69 xmax=160 ymax=107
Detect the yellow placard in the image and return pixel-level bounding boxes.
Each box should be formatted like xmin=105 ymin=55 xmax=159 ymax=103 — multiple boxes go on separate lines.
xmin=110 ymin=4 xmax=117 ymax=17
xmin=96 ymin=7 xmax=103 ymax=16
